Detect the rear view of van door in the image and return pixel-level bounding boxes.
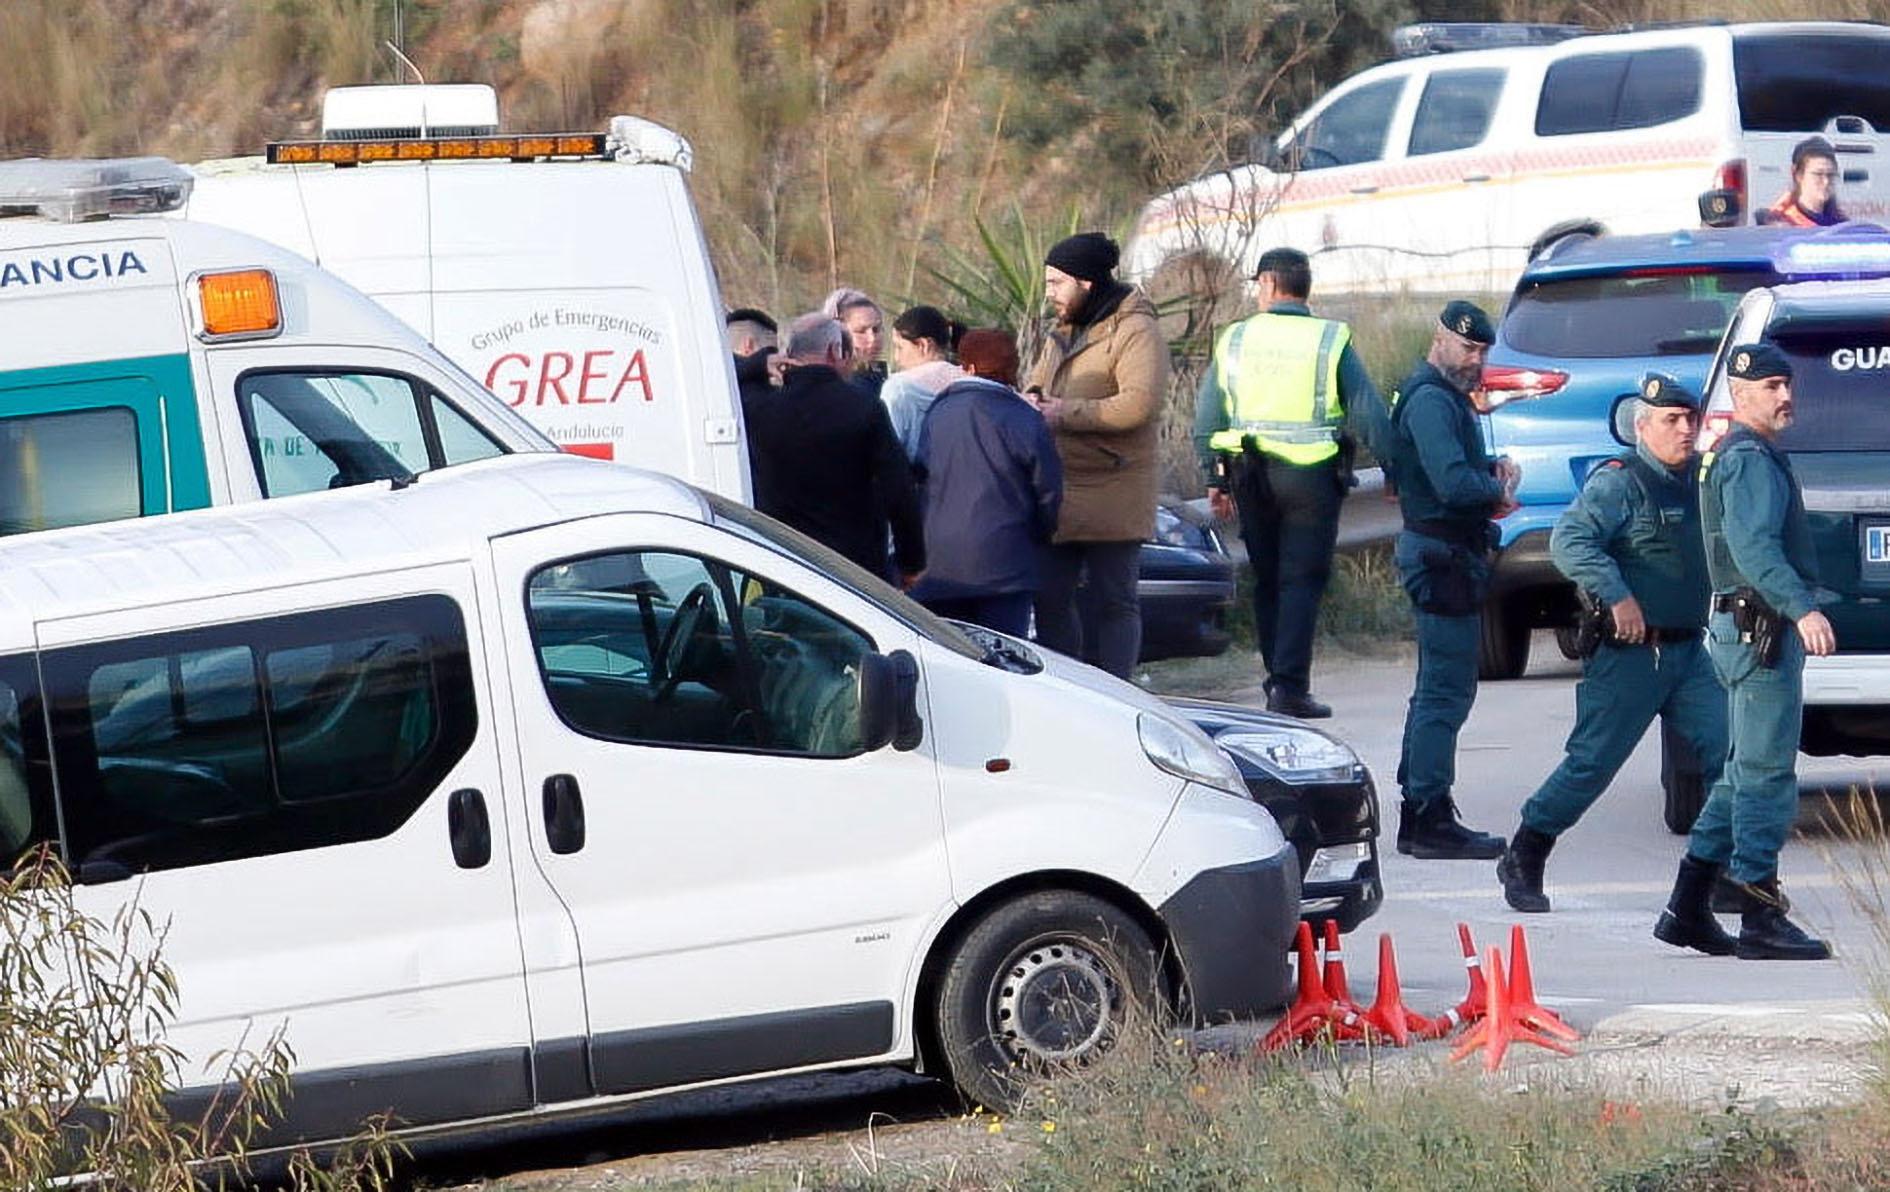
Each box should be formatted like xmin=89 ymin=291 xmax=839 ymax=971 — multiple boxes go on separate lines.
xmin=1734 ymin=26 xmax=1890 ymax=225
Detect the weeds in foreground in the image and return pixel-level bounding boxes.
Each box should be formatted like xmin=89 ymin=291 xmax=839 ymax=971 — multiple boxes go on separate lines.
xmin=0 ymin=847 xmax=403 ymax=1190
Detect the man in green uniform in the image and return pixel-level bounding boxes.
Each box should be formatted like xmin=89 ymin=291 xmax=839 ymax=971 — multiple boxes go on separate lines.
xmin=1389 ymin=302 xmax=1517 ymax=860
xmin=1499 ymin=374 xmax=1727 ymax=911
xmin=1654 ymin=343 xmax=1833 ymax=961
xmin=1193 ymin=247 xmax=1391 ymax=719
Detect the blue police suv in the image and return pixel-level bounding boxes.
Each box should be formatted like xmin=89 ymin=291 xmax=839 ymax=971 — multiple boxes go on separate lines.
xmin=1477 ymin=222 xmax=1890 ymax=683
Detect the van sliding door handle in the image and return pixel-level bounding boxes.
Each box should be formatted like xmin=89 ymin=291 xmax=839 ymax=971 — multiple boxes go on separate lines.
xmin=1348 ymin=184 xmax=1379 ymax=195
xmin=1461 ymin=173 xmax=1491 ymax=183
xmin=542 ymin=774 xmax=587 ymax=855
xmin=448 ymin=788 xmax=492 ymax=869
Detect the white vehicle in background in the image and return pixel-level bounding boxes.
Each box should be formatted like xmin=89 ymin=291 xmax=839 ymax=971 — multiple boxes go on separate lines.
xmin=0 ymin=451 xmax=1298 ymax=1150
xmin=184 ymin=84 xmax=751 ymax=499
xmin=1124 ymin=21 xmax=1890 ymax=297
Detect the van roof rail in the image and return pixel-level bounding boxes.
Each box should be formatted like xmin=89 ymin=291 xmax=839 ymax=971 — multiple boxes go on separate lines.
xmin=1606 ymin=18 xmax=1728 ymax=34
xmin=1390 ymin=22 xmax=1589 ymax=58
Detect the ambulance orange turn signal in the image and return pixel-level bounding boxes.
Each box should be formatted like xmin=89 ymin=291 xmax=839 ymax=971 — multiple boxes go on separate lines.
xmin=196 ymin=269 xmax=281 ymax=341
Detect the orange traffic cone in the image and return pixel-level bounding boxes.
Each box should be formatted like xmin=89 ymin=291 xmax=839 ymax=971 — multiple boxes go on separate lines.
xmin=1259 ymin=920 xmax=1345 ymax=1052
xmin=1420 ymin=921 xmax=1489 ymax=1039
xmin=1506 ymin=924 xmax=1581 ymax=1042
xmin=1359 ymin=932 xmax=1434 ymax=1046
xmin=1319 ymin=919 xmax=1368 ymax=1040
xmin=1449 ymin=939 xmax=1579 ymax=1072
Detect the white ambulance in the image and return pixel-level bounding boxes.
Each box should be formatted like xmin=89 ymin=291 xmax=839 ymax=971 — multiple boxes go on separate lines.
xmin=0 ymin=450 xmax=1298 ymax=1144
xmin=0 ymin=157 xmax=551 ymax=533
xmin=182 ymin=84 xmax=751 ymax=499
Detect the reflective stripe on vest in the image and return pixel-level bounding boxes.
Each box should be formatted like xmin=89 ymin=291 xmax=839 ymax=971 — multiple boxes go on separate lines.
xmin=1207 ymin=313 xmax=1348 ymax=465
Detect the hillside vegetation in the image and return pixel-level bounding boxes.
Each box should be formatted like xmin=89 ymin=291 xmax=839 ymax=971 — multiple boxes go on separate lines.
xmin=10 ymin=0 xmax=1886 ymax=322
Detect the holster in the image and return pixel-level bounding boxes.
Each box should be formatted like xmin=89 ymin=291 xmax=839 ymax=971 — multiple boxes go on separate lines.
xmin=1335 ymin=431 xmax=1359 ymax=492
xmin=1730 ymin=588 xmax=1784 ymax=668
xmin=1572 ymin=590 xmax=1611 ymax=659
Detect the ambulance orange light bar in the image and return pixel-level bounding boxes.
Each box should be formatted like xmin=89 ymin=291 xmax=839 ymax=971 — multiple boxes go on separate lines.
xmin=265 ymin=134 xmax=608 ymax=166
xmin=197 ymin=269 xmax=282 ymax=342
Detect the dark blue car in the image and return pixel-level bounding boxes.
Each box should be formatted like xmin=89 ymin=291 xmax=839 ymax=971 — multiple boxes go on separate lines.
xmin=1476 ymin=221 xmax=1890 ymax=682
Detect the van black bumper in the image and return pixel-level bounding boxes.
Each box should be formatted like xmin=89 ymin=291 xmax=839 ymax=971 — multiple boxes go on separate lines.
xmin=1156 ymin=847 xmax=1299 ymax=1023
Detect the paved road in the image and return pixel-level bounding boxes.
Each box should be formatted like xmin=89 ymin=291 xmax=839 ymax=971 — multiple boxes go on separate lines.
xmin=1314 ymin=633 xmax=1888 ymax=1032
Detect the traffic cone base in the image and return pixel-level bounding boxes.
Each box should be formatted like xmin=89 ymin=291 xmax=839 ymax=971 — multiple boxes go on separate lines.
xmin=1506 ymin=924 xmax=1581 ymax=1043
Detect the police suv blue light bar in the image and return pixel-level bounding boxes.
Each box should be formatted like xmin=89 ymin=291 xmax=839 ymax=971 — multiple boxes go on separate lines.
xmin=0 ymin=157 xmax=193 ymax=222
xmin=1391 ymin=22 xmax=1588 ymax=57
xmin=1773 ymin=224 xmax=1890 ymax=276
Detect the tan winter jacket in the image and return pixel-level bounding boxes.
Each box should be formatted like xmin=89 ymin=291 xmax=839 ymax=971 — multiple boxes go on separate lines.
xmin=1027 ymin=287 xmax=1169 ymax=543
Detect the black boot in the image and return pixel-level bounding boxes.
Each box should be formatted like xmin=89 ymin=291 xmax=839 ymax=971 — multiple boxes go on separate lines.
xmin=1399 ymin=797 xmax=1505 ymax=860
xmin=1266 ymin=689 xmax=1333 ymax=719
xmin=1735 ymin=877 xmax=1831 ymax=961
xmin=1497 ymin=826 xmax=1555 ymax=913
xmin=1653 ymin=854 xmax=1736 ymax=956
xmin=1709 ymin=872 xmax=1745 ymax=914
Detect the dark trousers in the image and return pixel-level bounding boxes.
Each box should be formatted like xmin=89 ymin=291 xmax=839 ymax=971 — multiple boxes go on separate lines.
xmin=1232 ymin=455 xmax=1343 ymax=698
xmin=920 ymin=591 xmax=1034 ymax=638
xmin=1035 ymin=541 xmax=1142 ymax=679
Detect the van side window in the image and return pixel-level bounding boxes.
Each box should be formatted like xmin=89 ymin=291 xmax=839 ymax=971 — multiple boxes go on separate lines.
xmin=44 ymin=596 xmax=477 ymax=878
xmin=0 ymin=407 xmax=143 ymax=537
xmin=238 ymin=370 xmax=507 ymax=498
xmin=528 ymin=550 xmax=874 ymax=758
xmin=1283 ymin=77 xmax=1404 ymax=170
xmin=1536 ymin=48 xmax=1702 ymax=136
xmin=1408 ymin=69 xmax=1506 ymax=156
xmin=0 ymin=656 xmax=55 ymax=867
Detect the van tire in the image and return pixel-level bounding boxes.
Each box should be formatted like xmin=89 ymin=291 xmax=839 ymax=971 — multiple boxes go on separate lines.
xmin=933 ymin=891 xmax=1163 ymax=1112
xmin=1478 ymin=597 xmax=1530 ymax=680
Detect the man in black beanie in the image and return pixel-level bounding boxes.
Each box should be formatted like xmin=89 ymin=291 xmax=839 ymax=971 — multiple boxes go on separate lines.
xmin=1024 ymin=232 xmax=1169 ymax=677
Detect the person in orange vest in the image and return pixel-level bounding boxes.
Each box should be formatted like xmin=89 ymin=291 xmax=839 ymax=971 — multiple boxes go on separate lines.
xmin=1765 ymin=137 xmax=1847 ymax=228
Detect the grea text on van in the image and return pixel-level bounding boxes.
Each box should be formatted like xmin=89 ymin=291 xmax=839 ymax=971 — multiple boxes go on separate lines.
xmin=0 ymin=250 xmax=148 ymax=289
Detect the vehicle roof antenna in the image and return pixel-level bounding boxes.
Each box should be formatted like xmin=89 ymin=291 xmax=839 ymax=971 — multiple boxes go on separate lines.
xmin=385 ymin=39 xmax=426 ymax=88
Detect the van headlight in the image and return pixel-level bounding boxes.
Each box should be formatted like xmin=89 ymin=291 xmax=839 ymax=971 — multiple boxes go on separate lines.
xmin=1138 ymin=712 xmax=1249 ymax=800
xmin=1216 ymin=725 xmax=1358 ymax=785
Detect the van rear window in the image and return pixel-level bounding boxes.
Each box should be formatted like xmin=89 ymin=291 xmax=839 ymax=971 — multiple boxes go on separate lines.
xmin=1502 ymin=268 xmax=1775 ymax=359
xmin=1734 ymin=33 xmax=1890 ymax=133
xmin=1535 ymin=47 xmax=1702 ymax=136
xmin=1769 ymin=330 xmax=1890 ymax=452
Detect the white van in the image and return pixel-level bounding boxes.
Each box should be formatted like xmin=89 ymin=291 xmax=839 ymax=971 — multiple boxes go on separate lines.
xmin=183 ymin=84 xmax=751 ymax=499
xmin=0 ymin=452 xmax=1297 ymax=1142
xmin=1126 ymin=21 xmax=1890 ymax=296
xmin=0 ymin=157 xmax=552 ymax=533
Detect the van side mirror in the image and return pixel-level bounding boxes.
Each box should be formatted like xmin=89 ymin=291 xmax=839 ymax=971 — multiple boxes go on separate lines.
xmin=1608 ymin=394 xmax=1637 ymax=447
xmin=858 ymin=649 xmax=923 ymax=753
xmin=1700 ymin=188 xmax=1742 ymax=228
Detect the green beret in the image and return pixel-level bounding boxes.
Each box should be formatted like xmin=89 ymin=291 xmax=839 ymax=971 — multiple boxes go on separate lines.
xmin=1637 ymin=371 xmax=1699 ymax=409
xmin=1725 ymin=342 xmax=1793 ymax=381
xmin=1439 ymin=300 xmax=1494 ymax=345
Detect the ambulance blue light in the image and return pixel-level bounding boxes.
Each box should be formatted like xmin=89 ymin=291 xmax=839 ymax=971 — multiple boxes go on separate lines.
xmin=0 ymin=157 xmax=192 ymax=222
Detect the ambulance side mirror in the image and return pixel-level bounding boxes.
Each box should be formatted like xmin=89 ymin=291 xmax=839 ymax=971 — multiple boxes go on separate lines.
xmin=1608 ymin=394 xmax=1637 ymax=447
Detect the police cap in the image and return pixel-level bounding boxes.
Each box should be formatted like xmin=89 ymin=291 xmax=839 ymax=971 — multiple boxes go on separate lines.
xmin=1725 ymin=342 xmax=1793 ymax=381
xmin=1637 ymin=371 xmax=1698 ymax=409
xmin=1438 ymin=300 xmax=1495 ymax=345
xmin=1253 ymin=246 xmax=1311 ymax=279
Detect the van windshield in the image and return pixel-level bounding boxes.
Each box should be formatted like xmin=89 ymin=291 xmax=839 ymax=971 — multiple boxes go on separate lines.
xmin=1503 ymin=268 xmax=1777 ymax=359
xmin=703 ymin=493 xmax=986 ymax=663
xmin=1734 ymin=32 xmax=1890 ymax=133
xmin=1770 ymin=329 xmax=1890 ymax=452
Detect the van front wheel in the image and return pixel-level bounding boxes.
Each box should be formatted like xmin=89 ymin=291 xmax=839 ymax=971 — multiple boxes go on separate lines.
xmin=934 ymin=891 xmax=1163 ymax=1111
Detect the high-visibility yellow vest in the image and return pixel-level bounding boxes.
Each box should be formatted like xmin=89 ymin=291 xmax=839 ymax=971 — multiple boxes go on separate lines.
xmin=1207 ymin=313 xmax=1349 ymax=465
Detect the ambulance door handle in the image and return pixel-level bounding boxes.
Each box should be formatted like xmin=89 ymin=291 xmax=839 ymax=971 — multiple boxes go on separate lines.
xmin=542 ymin=774 xmax=587 ymax=855
xmin=1461 ymin=173 xmax=1491 ymax=183
xmin=448 ymin=788 xmax=492 ymax=869
xmin=1349 ymin=184 xmax=1379 ymax=195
